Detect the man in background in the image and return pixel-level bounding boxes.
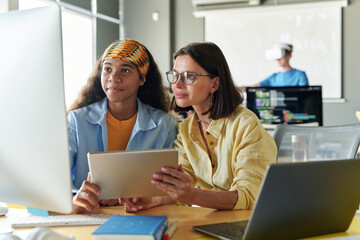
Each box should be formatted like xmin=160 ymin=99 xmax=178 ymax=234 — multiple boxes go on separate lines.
xmin=237 ymin=43 xmax=308 ymax=92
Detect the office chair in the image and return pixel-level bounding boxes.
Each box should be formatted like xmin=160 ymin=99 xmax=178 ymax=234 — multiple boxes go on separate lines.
xmin=272 ymin=123 xmax=360 ymax=163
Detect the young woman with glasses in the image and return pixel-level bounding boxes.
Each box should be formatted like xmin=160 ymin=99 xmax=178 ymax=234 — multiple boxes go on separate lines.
xmin=121 ymin=42 xmax=277 ymax=211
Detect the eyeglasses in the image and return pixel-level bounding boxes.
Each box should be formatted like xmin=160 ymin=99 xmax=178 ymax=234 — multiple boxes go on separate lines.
xmin=166 ymin=71 xmax=214 ymax=85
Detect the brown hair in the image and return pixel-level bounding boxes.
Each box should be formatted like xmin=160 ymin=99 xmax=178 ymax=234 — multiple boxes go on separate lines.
xmin=171 ymin=42 xmax=243 ymax=120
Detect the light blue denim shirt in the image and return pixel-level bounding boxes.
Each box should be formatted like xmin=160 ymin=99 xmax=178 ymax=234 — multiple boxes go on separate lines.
xmin=67 ymin=97 xmax=177 ymax=189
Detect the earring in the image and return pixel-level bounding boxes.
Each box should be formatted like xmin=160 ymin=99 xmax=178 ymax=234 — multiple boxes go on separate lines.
xmin=210 ymin=92 xmax=214 ymax=109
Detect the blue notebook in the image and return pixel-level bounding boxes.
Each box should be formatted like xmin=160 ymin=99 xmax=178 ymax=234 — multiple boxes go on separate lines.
xmin=92 ymin=215 xmax=168 ymax=240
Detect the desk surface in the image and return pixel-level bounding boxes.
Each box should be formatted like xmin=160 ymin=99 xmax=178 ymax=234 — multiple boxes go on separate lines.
xmin=1 ymin=206 xmax=360 ymax=240
xmin=1 ymin=205 xmax=250 ymax=240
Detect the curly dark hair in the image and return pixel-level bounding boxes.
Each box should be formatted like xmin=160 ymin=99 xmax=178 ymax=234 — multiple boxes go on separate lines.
xmin=67 ymin=48 xmax=170 ymax=114
xmin=171 ymin=42 xmax=243 ymax=120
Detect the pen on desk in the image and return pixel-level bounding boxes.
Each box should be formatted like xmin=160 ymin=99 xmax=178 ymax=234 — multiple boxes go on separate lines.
xmin=163 ymin=220 xmax=179 ymax=240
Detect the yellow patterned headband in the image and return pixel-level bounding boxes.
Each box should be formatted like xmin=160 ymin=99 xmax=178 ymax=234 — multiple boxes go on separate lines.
xmin=102 ymin=39 xmax=150 ymax=82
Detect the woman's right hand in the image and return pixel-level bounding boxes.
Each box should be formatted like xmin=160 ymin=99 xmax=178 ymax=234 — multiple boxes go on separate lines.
xmin=72 ymin=173 xmax=101 ymax=213
xmin=119 ymin=196 xmax=170 ymax=212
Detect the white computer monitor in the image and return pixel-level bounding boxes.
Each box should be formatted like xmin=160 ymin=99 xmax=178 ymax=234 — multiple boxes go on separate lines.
xmin=0 ymin=5 xmax=73 ymax=213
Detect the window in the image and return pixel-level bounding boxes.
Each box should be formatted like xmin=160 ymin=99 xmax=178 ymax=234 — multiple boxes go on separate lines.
xmin=18 ymin=0 xmax=92 ymax=108
xmin=0 ymin=1 xmax=9 ymax=13
xmin=61 ymin=9 xmax=92 ymax=108
xmin=18 ymin=0 xmax=120 ymax=108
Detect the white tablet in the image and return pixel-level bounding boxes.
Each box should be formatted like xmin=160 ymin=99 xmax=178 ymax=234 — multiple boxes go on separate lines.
xmin=87 ymin=149 xmax=178 ymax=199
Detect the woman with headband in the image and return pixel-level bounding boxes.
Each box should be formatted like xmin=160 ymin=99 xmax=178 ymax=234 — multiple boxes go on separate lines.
xmin=68 ymin=39 xmax=177 ymax=213
xmin=120 ymin=42 xmax=276 ymax=211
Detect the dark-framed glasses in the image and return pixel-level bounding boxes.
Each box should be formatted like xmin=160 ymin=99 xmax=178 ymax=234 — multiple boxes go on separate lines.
xmin=166 ymin=71 xmax=214 ymax=85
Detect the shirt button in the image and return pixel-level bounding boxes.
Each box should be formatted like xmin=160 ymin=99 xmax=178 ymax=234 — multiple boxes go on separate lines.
xmin=209 ymin=142 xmax=214 ymax=145
xmin=212 ymin=164 xmax=215 ymax=168
xmin=206 ymin=132 xmax=210 ymax=135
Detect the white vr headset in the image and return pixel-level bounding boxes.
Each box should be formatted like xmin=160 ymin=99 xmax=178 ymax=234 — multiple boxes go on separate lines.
xmin=265 ymin=43 xmax=292 ymax=60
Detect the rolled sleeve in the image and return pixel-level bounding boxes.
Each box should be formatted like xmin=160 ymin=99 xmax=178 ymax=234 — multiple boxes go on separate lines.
xmin=230 ymin=120 xmax=277 ymax=209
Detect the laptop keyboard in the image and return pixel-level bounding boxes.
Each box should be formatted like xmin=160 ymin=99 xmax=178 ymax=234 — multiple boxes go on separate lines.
xmin=11 ymin=213 xmax=112 ymax=228
xmin=211 ymin=226 xmax=246 ymax=239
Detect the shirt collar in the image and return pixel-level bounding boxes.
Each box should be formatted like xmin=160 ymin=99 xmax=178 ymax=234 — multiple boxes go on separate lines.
xmin=84 ymin=97 xmax=157 ymax=131
xmin=135 ymin=98 xmax=156 ymax=131
xmin=85 ymin=97 xmax=107 ymax=124
xmin=188 ymin=113 xmax=226 ymax=139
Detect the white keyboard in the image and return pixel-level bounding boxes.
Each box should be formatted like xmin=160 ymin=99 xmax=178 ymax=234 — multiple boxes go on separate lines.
xmin=11 ymin=213 xmax=113 ymax=228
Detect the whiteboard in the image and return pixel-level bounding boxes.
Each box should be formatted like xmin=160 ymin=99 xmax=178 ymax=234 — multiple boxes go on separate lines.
xmin=199 ymin=1 xmax=347 ymax=99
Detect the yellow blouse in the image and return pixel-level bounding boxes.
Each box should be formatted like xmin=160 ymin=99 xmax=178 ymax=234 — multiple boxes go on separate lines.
xmin=174 ymin=105 xmax=277 ymax=210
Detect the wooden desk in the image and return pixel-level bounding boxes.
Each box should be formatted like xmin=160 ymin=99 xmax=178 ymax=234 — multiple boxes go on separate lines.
xmin=0 ymin=205 xmax=251 ymax=240
xmin=1 ymin=206 xmax=360 ymax=240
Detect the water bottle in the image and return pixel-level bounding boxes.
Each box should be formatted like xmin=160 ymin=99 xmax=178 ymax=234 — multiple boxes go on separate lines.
xmin=291 ymin=135 xmax=307 ymax=162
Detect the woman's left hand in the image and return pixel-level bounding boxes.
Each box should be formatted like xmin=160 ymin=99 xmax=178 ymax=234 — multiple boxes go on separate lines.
xmin=152 ymin=164 xmax=195 ymax=205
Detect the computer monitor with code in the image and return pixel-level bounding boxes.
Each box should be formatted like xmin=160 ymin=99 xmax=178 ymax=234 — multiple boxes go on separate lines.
xmin=246 ymin=86 xmax=323 ymax=128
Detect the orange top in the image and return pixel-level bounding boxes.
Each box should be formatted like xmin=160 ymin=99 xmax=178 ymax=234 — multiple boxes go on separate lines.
xmin=106 ymin=110 xmax=137 ymax=151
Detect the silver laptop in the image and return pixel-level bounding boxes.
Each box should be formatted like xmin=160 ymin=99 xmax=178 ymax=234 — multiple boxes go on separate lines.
xmin=193 ymin=159 xmax=360 ymax=240
xmin=87 ymin=149 xmax=178 ymax=199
